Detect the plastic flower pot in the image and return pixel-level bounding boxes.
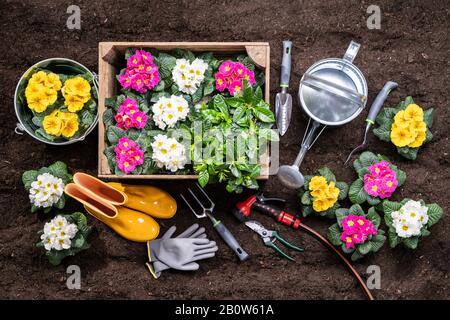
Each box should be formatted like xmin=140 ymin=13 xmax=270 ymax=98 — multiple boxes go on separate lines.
xmin=14 ymin=58 xmax=99 ymax=145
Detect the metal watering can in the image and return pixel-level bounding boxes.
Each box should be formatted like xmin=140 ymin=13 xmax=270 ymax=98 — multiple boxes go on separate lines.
xmin=277 ymin=41 xmax=368 ymax=189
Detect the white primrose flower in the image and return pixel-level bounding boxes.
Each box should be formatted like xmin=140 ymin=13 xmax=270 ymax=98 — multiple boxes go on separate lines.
xmin=29 ymin=173 xmax=65 ymax=208
xmin=41 ymin=215 xmax=78 ymax=251
xmin=152 ymin=95 xmax=189 ymax=130
xmin=392 ymin=200 xmax=429 ymax=238
xmin=151 ymin=134 xmax=187 ymax=172
xmin=172 ymin=58 xmax=208 ymax=94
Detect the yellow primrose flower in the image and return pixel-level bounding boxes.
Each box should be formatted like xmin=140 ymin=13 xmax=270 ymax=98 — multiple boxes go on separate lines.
xmin=61 ymin=116 xmax=79 ymax=138
xmin=309 ymin=176 xmax=327 ymax=191
xmin=63 ymin=77 xmax=91 ymax=97
xmin=325 ymin=182 xmax=340 ymax=199
xmin=27 ymin=96 xmax=47 ymax=113
xmin=310 ymin=188 xmax=325 ymax=199
xmin=410 ymin=120 xmax=427 ymax=133
xmin=408 ymin=130 xmax=426 ymax=148
xmin=44 ymin=88 xmax=58 ymax=106
xmin=390 ymin=126 xmax=415 ymax=147
xmin=64 ymin=94 xmax=86 ymax=112
xmin=393 ymin=110 xmax=410 ymax=128
xmin=313 ymin=198 xmax=333 ymax=212
xmin=25 ymin=82 xmax=44 ymax=100
xmin=43 ymin=112 xmax=63 ymax=136
xmin=29 ymin=71 xmax=47 ymax=84
xmin=404 ymin=104 xmax=424 ymax=122
xmin=44 ymin=73 xmax=62 ymax=90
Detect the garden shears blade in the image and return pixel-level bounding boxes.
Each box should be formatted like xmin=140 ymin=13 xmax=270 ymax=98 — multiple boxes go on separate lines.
xmin=276 ymin=40 xmax=293 ymax=136
xmin=244 ymin=220 xmax=304 ymax=261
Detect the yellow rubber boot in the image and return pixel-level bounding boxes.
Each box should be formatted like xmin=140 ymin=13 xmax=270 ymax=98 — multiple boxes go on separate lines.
xmin=65 ymin=183 xmax=159 ymax=242
xmin=108 ymin=182 xmax=177 ymax=219
xmin=72 ymin=173 xmax=177 ymax=219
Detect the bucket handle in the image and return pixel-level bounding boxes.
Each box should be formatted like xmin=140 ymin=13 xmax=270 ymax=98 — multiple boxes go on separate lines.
xmin=15 ymin=122 xmax=25 ymax=135
xmin=293 ymin=119 xmax=326 ymax=168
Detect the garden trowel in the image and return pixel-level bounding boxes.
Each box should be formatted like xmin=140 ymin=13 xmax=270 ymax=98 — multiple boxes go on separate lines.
xmin=276 ymin=40 xmax=293 ymax=136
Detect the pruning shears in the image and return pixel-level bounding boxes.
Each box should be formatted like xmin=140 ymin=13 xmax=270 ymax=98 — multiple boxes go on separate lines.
xmin=244 ymin=220 xmax=304 ymax=261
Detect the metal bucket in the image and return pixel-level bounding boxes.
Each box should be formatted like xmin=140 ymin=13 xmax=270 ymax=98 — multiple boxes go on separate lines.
xmin=277 ymin=41 xmax=368 ymax=189
xmin=14 ymin=58 xmax=99 ymax=145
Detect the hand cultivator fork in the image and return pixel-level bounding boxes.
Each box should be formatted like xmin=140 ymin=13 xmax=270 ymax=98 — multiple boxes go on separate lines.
xmin=180 ymin=183 xmax=249 ymax=261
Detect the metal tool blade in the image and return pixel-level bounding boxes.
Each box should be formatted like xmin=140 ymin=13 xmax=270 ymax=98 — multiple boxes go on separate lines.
xmin=244 ymin=220 xmax=269 ymax=238
xmin=275 ymin=91 xmax=292 ymax=136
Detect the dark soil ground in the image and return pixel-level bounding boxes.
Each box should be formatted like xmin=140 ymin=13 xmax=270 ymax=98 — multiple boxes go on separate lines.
xmin=0 ymin=0 xmax=449 ymax=300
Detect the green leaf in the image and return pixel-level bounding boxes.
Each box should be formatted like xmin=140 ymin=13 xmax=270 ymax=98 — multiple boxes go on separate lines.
xmin=373 ymin=123 xmax=391 ymax=142
xmin=388 ymin=230 xmax=400 ymax=248
xmin=253 ymin=86 xmax=263 ymax=105
xmin=103 ymin=108 xmax=115 ymax=127
xmin=349 ymin=179 xmax=367 ymax=204
xmin=107 ymin=126 xmax=125 ymax=145
xmin=242 ymin=79 xmax=253 ymax=103
xmin=403 ymin=236 xmax=419 ymax=250
xmin=336 ymin=181 xmax=349 ymax=201
xmin=366 ymin=207 xmax=381 ymax=228
xmin=225 ymin=97 xmax=244 ymax=108
xmin=213 ymin=95 xmax=229 ymax=117
xmin=335 ymin=208 xmax=348 ymax=227
xmin=425 ymin=128 xmax=433 ymax=143
xmin=192 ymin=83 xmax=204 ymax=103
xmin=327 ymin=223 xmax=343 ymax=246
xmin=366 ymin=195 xmax=381 ymax=206
xmin=55 ymin=196 xmax=66 ymax=209
xmin=318 ymin=167 xmax=336 ymax=182
xmin=232 ymin=105 xmax=246 ymax=123
xmin=359 ymin=151 xmax=379 ymax=167
xmin=22 ymin=170 xmax=39 ymax=189
xmin=254 ymin=107 xmax=275 ymax=123
xmin=203 ymin=78 xmax=215 ymax=96
xmin=301 ymin=191 xmax=311 ymax=205
xmin=420 ymin=228 xmax=431 ymax=237
xmin=349 ymin=204 xmax=364 ymax=216
xmin=48 ymin=161 xmax=68 ymax=178
xmin=302 ymin=206 xmax=313 ymax=217
xmin=382 ymin=200 xmax=402 ymax=216
xmin=423 ymin=108 xmax=435 ymax=128
xmin=375 ymin=107 xmax=396 ymax=126
xmin=351 ymin=250 xmax=363 ymax=261
xmin=426 ymin=203 xmax=443 ymax=227
xmin=258 ymin=128 xmax=279 ymax=142
xmin=357 ymin=241 xmax=372 ymax=255
xmin=370 ymin=235 xmax=386 ymax=252
xmin=198 ymin=170 xmax=210 ymax=188
xmin=342 ymin=243 xmax=355 ymax=254
xmin=397 ymin=146 xmax=418 ymax=160
xmin=396 ymin=168 xmax=407 ymax=186
xmin=32 ymin=116 xmax=43 ymax=127
xmin=357 ymin=167 xmax=370 ymax=180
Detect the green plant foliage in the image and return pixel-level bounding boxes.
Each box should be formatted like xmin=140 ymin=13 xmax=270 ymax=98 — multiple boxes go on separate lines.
xmin=104 ymin=48 xmax=274 ymax=192
xmin=349 ymin=151 xmax=406 ymax=206
xmin=297 ymin=167 xmax=348 ymax=218
xmin=327 ymin=205 xmax=386 ymax=261
xmin=383 ymin=199 xmax=443 ymax=249
xmin=22 ymin=161 xmax=72 ymax=213
xmin=36 ymin=212 xmax=93 ymax=266
xmin=192 ymin=80 xmax=277 ymax=193
xmin=373 ymin=96 xmax=435 ymax=160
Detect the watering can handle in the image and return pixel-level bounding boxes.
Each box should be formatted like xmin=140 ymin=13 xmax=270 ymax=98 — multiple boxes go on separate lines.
xmin=343 ymin=41 xmax=360 ymax=63
xmin=293 ymin=120 xmax=324 ymax=168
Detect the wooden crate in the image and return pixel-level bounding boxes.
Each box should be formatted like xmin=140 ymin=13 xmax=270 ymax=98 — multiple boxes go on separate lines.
xmin=98 ymin=42 xmax=271 ymax=179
